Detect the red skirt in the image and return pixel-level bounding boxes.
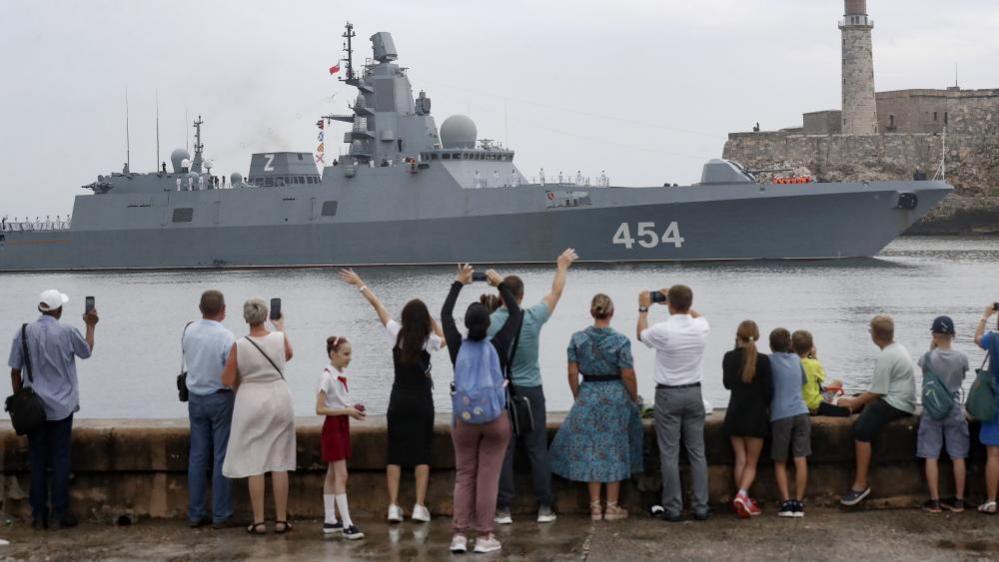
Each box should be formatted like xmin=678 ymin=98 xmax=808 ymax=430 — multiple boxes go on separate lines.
xmin=321 ymin=415 xmax=351 ymax=462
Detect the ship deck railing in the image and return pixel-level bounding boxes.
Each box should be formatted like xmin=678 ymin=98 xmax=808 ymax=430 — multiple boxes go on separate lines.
xmin=1 ymin=219 xmax=72 ymax=232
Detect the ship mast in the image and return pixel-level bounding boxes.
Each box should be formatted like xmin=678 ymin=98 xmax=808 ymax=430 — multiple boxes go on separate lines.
xmin=340 ymin=22 xmax=357 ymax=85
xmin=192 ymin=115 xmax=205 ymax=172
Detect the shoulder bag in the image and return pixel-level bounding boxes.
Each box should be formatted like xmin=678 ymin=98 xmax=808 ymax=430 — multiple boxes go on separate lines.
xmin=505 ymin=315 xmax=534 ymax=436
xmin=177 ymin=322 xmax=193 ymax=402
xmin=244 ymin=335 xmax=285 ymax=379
xmin=4 ymin=324 xmax=48 ymax=436
xmin=967 ymin=346 xmax=997 ymax=422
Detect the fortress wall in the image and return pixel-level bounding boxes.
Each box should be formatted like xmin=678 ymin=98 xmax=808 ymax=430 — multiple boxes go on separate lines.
xmin=0 ymin=413 xmax=989 ymax=520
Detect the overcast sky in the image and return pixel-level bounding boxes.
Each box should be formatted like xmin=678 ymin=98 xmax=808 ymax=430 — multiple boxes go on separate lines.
xmin=2 ymin=0 xmax=998 ymax=218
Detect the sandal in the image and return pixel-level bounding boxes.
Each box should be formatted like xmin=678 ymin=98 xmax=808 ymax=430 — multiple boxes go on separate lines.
xmin=246 ymin=522 xmax=266 ymax=535
xmin=604 ymin=502 xmax=629 ymax=521
xmin=978 ymin=501 xmax=997 ymax=514
xmin=274 ymin=520 xmax=293 ymax=534
xmin=590 ymin=500 xmax=603 ymax=521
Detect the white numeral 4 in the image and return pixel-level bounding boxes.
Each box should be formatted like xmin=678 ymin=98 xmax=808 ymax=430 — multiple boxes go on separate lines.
xmin=612 ymin=221 xmax=684 ymax=249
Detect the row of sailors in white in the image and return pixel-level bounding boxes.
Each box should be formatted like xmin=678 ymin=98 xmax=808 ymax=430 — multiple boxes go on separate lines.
xmin=175 ymin=175 xmax=230 ymax=191
xmin=536 ymin=168 xmax=610 ymax=187
xmin=1 ymin=215 xmax=72 ymax=231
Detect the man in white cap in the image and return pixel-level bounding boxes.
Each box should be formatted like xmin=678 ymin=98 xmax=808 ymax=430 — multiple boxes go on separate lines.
xmin=8 ymin=289 xmax=99 ymax=530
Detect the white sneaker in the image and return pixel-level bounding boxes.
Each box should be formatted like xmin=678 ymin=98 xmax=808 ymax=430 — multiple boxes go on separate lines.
xmin=411 ymin=503 xmax=432 ymax=522
xmin=387 ymin=504 xmax=404 ymax=523
xmin=494 ymin=508 xmax=513 ymax=525
xmin=450 ymin=534 xmax=468 ymax=553
xmin=473 ymin=534 xmax=502 ymax=553
xmin=537 ymin=505 xmax=557 ymax=523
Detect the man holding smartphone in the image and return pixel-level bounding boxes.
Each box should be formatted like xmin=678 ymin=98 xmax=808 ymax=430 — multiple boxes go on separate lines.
xmin=637 ymin=285 xmax=710 ymax=522
xmin=8 ymin=289 xmax=98 ymax=530
xmin=182 ymin=290 xmax=237 ymax=528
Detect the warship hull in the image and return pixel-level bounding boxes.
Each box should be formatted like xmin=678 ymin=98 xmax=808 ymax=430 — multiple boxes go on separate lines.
xmin=0 ymin=178 xmax=951 ymax=271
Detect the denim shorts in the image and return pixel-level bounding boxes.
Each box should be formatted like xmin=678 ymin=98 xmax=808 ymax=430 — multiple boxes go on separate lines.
xmin=916 ymin=406 xmax=970 ymax=459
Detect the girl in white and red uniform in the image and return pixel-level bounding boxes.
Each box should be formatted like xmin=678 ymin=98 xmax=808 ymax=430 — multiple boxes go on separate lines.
xmin=317 ymin=336 xmax=366 ymax=540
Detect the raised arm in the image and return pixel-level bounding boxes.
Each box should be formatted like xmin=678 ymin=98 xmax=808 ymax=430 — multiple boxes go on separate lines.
xmin=489 ymin=271 xmax=523 ymax=355
xmin=976 ymin=305 xmax=997 ymax=347
xmin=272 ymin=317 xmax=294 ymax=361
xmin=83 ymin=309 xmax=99 ymax=351
xmin=541 ymin=248 xmax=578 ymax=314
xmin=220 ymin=344 xmax=238 ymax=388
xmin=442 ymin=264 xmax=473 ymax=365
xmin=340 ymin=268 xmax=393 ymax=326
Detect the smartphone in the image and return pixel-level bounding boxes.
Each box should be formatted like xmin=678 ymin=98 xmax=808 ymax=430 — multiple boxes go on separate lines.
xmin=651 ymin=291 xmax=668 ymax=304
xmin=85 ymin=296 xmax=95 ymax=314
xmin=269 ymin=298 xmax=282 ymax=321
xmin=994 ymin=302 xmax=999 ymax=312
xmin=472 ymin=272 xmax=488 ymax=282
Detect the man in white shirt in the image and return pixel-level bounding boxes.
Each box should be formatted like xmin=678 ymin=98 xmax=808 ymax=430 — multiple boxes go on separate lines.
xmin=637 ymin=284 xmax=710 ymax=521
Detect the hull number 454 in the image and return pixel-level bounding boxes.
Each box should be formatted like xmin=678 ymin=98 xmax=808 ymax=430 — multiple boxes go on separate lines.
xmin=612 ymin=222 xmax=684 ymax=249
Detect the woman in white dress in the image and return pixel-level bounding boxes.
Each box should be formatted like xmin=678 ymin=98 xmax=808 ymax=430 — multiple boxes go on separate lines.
xmin=221 ymin=299 xmax=296 ymax=535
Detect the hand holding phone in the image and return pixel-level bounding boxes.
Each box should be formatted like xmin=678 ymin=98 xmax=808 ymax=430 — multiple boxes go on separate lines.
xmin=650 ymin=291 xmax=668 ymax=304
xmin=269 ymin=298 xmax=282 ymax=321
xmin=85 ymin=296 xmax=95 ymax=314
xmin=472 ymin=272 xmax=488 ymax=282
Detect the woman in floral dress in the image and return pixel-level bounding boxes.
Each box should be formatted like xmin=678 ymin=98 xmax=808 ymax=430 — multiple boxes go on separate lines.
xmin=550 ymin=294 xmax=643 ymax=521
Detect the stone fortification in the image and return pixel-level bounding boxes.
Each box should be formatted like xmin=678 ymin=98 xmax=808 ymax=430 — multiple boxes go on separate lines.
xmin=722 ymin=131 xmax=999 ymax=233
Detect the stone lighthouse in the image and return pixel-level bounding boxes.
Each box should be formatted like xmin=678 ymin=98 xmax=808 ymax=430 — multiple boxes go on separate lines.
xmin=839 ymin=0 xmax=878 ymax=134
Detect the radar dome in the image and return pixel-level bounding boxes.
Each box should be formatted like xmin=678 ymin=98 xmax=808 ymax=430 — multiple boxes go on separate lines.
xmin=230 ymin=172 xmax=243 ymax=186
xmin=170 ymin=148 xmax=191 ymax=173
xmin=440 ymin=115 xmax=477 ymax=149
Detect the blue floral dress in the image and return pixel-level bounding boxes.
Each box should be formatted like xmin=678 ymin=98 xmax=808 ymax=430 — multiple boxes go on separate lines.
xmin=550 ymin=326 xmax=644 ymax=482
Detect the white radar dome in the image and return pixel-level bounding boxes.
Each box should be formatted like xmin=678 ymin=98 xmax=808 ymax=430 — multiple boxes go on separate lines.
xmin=440 ymin=115 xmax=477 ymax=149
xmin=170 ymin=148 xmax=191 ymax=173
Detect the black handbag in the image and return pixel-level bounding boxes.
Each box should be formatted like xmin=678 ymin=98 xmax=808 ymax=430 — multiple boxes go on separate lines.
xmin=4 ymin=324 xmax=47 ymax=436
xmin=177 ymin=322 xmax=193 ymax=402
xmin=505 ymin=315 xmax=535 ymax=436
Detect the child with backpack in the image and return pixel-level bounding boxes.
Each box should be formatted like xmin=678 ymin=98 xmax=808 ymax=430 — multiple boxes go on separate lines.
xmin=769 ymin=328 xmax=812 ymax=517
xmin=792 ymin=330 xmax=851 ymax=417
xmin=917 ymin=316 xmax=969 ymax=513
xmin=316 ymin=336 xmax=366 ymax=539
xmin=441 ymin=265 xmax=522 ymax=554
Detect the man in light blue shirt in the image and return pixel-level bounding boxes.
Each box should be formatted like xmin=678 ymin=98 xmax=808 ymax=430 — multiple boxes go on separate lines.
xmin=182 ymin=290 xmax=236 ymax=528
xmin=488 ymin=249 xmax=577 ymax=524
xmin=8 ymin=289 xmax=98 ymax=530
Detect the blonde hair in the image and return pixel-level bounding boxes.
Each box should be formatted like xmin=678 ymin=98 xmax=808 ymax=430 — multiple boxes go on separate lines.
xmin=591 ymin=293 xmax=614 ymax=320
xmin=243 ymin=298 xmax=269 ymax=326
xmin=736 ymin=320 xmax=760 ymax=383
xmin=870 ymin=315 xmax=894 ymax=342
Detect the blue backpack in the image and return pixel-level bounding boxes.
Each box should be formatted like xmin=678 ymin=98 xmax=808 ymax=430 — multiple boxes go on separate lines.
xmin=921 ymin=351 xmax=956 ymax=421
xmin=452 ymin=339 xmax=506 ymax=424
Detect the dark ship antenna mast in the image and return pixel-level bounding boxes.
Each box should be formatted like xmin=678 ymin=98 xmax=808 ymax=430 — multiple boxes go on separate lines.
xmin=340 ymin=22 xmax=357 ymax=85
xmin=192 ymin=115 xmax=205 ymax=172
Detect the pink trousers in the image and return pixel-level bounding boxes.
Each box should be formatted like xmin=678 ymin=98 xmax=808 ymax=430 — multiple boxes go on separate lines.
xmin=450 ymin=414 xmax=512 ymax=534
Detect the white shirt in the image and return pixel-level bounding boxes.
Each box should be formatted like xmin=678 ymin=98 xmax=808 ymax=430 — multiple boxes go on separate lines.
xmin=318 ymin=366 xmax=351 ymax=410
xmin=640 ymin=314 xmax=710 ymax=386
xmin=384 ymin=319 xmax=443 ymax=352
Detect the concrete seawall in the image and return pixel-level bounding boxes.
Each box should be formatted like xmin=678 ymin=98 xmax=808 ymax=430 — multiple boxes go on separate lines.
xmin=0 ymin=412 xmax=989 ymax=520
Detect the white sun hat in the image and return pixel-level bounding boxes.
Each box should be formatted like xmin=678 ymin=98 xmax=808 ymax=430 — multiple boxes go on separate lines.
xmin=38 ymin=289 xmax=69 ymax=312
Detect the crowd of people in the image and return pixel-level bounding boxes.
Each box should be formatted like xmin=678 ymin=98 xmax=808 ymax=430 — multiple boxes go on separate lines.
xmin=9 ymin=252 xmax=999 ymax=554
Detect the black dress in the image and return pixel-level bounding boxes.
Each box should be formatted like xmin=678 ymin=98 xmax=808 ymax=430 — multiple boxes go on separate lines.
xmin=722 ymin=348 xmax=773 ymax=438
xmin=386 ymin=346 xmax=435 ymax=467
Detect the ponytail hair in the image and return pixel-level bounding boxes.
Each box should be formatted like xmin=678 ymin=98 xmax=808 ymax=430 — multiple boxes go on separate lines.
xmin=735 ymin=320 xmax=760 ymax=383
xmin=326 ymin=336 xmax=348 ymax=356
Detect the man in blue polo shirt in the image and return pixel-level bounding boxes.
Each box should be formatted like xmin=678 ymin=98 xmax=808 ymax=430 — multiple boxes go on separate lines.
xmin=182 ymin=290 xmax=236 ymax=529
xmin=8 ymin=289 xmax=98 ymax=530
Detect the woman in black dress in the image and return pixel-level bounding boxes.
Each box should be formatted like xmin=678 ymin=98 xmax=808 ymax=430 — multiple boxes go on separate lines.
xmin=340 ymin=269 xmax=446 ymax=524
xmin=723 ymin=320 xmax=773 ymax=519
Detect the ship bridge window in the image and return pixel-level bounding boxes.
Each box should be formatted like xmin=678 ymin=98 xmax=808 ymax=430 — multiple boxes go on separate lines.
xmin=442 ymin=153 xmax=451 ymax=160
xmin=172 ymin=208 xmax=194 ymax=223
xmin=321 ymin=201 xmax=339 ymax=217
xmin=298 ymin=176 xmax=305 ymax=184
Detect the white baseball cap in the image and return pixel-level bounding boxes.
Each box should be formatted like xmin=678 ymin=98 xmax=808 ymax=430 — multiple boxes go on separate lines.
xmin=38 ymin=289 xmax=69 ymax=312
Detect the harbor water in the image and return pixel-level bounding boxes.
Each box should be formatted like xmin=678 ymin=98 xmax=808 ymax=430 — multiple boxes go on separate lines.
xmin=0 ymin=236 xmax=995 ymax=419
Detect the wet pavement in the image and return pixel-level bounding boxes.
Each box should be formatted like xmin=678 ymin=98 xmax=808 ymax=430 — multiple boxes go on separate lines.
xmin=1 ymin=508 xmax=998 ymax=561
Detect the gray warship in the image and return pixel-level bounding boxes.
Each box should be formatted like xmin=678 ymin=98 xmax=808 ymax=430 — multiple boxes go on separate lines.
xmin=0 ymin=24 xmax=952 ymax=271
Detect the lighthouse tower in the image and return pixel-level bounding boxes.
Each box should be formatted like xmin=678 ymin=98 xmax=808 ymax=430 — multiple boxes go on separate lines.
xmin=839 ymin=0 xmax=877 ymax=134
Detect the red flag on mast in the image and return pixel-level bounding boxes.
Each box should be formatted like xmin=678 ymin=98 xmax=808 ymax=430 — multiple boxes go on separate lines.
xmin=329 ymin=64 xmax=341 ymax=75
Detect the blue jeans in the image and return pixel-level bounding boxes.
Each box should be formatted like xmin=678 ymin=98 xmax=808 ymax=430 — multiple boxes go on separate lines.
xmin=27 ymin=414 xmax=74 ymax=520
xmin=188 ymin=391 xmax=235 ymax=523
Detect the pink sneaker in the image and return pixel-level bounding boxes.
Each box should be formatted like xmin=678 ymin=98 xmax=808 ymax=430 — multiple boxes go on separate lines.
xmin=733 ymin=495 xmax=752 ymax=519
